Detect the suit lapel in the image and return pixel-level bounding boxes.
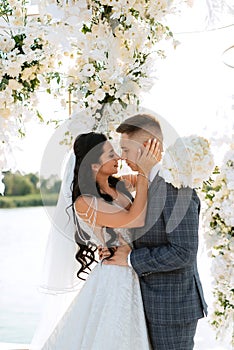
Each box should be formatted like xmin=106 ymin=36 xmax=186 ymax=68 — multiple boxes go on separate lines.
xmin=146 ymin=175 xmax=166 ymax=228
xmin=131 ymin=175 xmax=166 ymax=239
xmin=149 ymin=173 xmax=158 ymax=190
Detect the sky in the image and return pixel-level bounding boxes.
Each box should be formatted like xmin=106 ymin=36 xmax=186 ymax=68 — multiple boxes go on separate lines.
xmin=14 ymin=1 xmax=234 ymax=175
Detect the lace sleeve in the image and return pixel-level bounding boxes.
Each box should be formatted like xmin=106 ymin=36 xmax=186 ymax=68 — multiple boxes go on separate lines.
xmin=75 ymin=196 xmax=97 ymax=228
xmin=74 ymin=196 xmax=105 ymax=246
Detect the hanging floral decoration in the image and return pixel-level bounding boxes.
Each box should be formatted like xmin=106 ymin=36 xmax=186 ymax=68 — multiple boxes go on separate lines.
xmin=159 ymin=135 xmax=215 ymax=189
xmin=202 ymin=143 xmax=234 ymax=346
xmin=0 ymin=0 xmax=62 ymax=184
xmin=0 ymin=0 xmax=191 ymax=189
xmin=39 ymin=0 xmax=186 ymax=132
xmin=0 ymin=0 xmax=62 ymax=121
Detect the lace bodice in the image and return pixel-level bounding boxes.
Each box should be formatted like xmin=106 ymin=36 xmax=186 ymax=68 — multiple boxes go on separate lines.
xmin=74 ymin=195 xmax=133 ymax=248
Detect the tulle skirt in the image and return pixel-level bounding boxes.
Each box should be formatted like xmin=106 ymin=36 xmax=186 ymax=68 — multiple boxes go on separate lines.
xmin=41 ymin=263 xmax=151 ymax=350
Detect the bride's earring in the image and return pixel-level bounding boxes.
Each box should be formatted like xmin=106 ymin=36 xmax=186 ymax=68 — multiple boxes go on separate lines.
xmin=92 ymin=164 xmax=100 ymax=174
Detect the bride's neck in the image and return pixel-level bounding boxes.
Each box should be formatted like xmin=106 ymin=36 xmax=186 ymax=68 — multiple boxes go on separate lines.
xmin=96 ymin=174 xmax=115 ymax=195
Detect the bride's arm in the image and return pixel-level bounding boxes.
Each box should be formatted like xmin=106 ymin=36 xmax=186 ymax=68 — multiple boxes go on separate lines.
xmin=76 ymin=174 xmax=147 ymax=228
xmin=75 ymin=140 xmax=160 ymax=229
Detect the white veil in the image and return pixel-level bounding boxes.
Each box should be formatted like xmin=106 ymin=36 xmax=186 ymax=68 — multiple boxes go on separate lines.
xmin=39 ymin=152 xmax=81 ymax=293
xmin=30 ymin=129 xmax=87 ymax=349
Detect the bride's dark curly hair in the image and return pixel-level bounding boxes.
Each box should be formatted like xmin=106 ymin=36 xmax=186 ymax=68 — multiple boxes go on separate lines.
xmin=71 ymin=132 xmax=132 ymax=280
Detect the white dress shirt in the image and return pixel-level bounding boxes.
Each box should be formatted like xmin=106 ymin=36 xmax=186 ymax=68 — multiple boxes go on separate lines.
xmin=127 ymin=163 xmax=161 ymax=267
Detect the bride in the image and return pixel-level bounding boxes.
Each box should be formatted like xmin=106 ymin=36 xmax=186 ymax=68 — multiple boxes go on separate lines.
xmin=32 ymin=131 xmax=160 ymax=350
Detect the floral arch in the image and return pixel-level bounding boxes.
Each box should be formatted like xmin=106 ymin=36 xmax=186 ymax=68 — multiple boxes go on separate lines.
xmin=0 ymin=0 xmax=233 ymax=346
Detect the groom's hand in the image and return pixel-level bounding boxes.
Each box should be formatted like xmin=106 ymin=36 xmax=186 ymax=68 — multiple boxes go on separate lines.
xmin=102 ymin=236 xmax=132 ymax=267
xmin=97 ymin=246 xmax=116 ymax=260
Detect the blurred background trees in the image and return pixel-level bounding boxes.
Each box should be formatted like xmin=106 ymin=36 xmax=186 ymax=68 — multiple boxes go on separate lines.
xmin=0 ymin=172 xmax=61 ymax=207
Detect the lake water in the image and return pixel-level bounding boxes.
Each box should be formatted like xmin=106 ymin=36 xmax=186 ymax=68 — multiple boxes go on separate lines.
xmin=0 ymin=207 xmax=231 ymax=349
xmin=0 ymin=207 xmax=51 ymax=344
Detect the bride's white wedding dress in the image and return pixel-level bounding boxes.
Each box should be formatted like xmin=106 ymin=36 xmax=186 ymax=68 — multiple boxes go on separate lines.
xmin=41 ymin=198 xmax=151 ymax=350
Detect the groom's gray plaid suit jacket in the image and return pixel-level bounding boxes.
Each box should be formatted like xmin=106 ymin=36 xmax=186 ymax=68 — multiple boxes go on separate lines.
xmin=130 ymin=174 xmax=208 ymax=325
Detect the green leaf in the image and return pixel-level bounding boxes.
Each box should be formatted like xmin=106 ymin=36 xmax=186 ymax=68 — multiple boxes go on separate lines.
xmin=36 ymin=110 xmax=44 ymax=122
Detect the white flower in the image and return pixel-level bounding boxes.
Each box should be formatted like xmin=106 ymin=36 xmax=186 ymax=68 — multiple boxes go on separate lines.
xmin=0 ymin=108 xmax=11 ymax=119
xmin=86 ymin=94 xmax=99 ymax=108
xmin=160 ymin=135 xmax=214 ymax=189
xmin=43 ymin=4 xmax=65 ymax=20
xmin=8 ymin=0 xmax=19 ymax=6
xmin=201 ymin=141 xmax=234 ymax=344
xmin=5 ymin=63 xmax=22 ymax=78
xmin=73 ymin=100 xmax=86 ymax=113
xmin=94 ymin=88 xmax=106 ymax=102
xmin=8 ymin=79 xmax=22 ymax=90
xmin=82 ymin=64 xmax=95 ymax=77
xmin=88 ymin=80 xmax=101 ymax=92
xmin=102 ymin=84 xmax=115 ymax=95
xmin=0 ymin=36 xmax=15 ymax=53
xmin=68 ymin=111 xmax=95 ymax=137
xmin=115 ymin=80 xmax=140 ymax=98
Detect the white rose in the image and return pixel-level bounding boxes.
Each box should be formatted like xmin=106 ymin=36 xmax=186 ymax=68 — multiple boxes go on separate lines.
xmin=87 ymin=80 xmax=99 ymax=91
xmin=102 ymin=84 xmax=114 ymax=95
xmin=0 ymin=37 xmax=15 ymax=53
xmin=82 ymin=64 xmax=95 ymax=77
xmin=6 ymin=64 xmax=22 ymax=78
xmin=21 ymin=67 xmax=36 ymax=81
xmin=94 ymin=89 xmax=106 ymax=102
xmin=0 ymin=108 xmax=11 ymax=119
xmin=86 ymin=94 xmax=98 ymax=108
xmin=8 ymin=79 xmax=22 ymax=90
xmin=68 ymin=111 xmax=95 ymax=137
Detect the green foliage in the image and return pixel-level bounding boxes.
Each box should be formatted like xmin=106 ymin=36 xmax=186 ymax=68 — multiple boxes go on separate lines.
xmin=0 ymin=193 xmax=58 ymax=208
xmin=3 ymin=171 xmax=36 ymax=196
xmin=1 ymin=171 xmax=61 ymax=207
xmin=39 ymin=174 xmax=61 ymax=194
xmin=2 ymin=171 xmax=61 ymax=197
xmin=0 ymin=0 xmax=12 ymax=17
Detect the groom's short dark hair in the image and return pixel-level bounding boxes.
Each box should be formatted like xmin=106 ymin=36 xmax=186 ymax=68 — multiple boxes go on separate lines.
xmin=116 ymin=113 xmax=163 ymax=142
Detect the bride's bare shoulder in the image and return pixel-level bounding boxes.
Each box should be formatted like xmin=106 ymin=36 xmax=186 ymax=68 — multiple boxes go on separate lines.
xmin=75 ymin=195 xmax=110 ymax=213
xmin=74 ymin=195 xmax=96 ymax=214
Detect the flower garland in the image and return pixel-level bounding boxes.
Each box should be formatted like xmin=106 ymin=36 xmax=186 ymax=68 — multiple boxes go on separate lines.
xmin=0 ymin=1 xmax=61 ymax=120
xmin=202 ymin=144 xmax=234 ymax=346
xmin=0 ymin=0 xmax=190 ymax=191
xmin=159 ymin=135 xmax=215 ymax=189
xmin=39 ymin=0 xmax=183 ymax=132
xmin=0 ymin=0 xmax=62 ymax=184
xmin=159 ymin=135 xmax=233 ymax=344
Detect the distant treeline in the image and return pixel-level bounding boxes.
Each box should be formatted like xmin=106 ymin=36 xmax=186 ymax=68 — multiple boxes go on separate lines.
xmin=0 ymin=171 xmax=61 ymax=208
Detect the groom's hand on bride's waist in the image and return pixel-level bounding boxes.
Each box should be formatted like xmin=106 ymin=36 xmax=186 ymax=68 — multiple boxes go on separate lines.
xmin=98 ymin=246 xmax=115 ymax=260
xmin=101 ymin=244 xmax=132 ymax=267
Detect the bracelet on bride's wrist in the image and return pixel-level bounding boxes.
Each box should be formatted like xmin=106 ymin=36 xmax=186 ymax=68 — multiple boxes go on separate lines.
xmin=137 ymin=172 xmax=149 ymax=181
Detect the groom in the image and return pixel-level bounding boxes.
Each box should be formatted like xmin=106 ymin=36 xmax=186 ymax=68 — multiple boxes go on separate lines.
xmin=103 ymin=113 xmax=208 ymax=349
